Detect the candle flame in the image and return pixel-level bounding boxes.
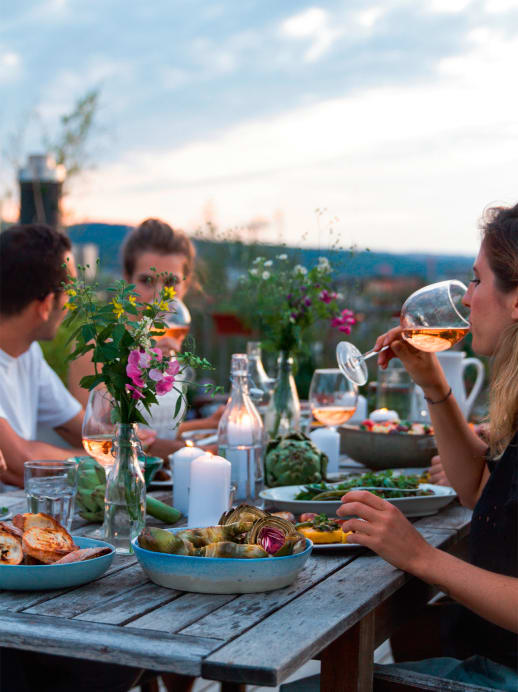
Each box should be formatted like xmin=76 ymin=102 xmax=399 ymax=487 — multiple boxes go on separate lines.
xmin=379 ymin=408 xmax=388 ymax=412
xmin=186 ymin=440 xmax=194 ymax=447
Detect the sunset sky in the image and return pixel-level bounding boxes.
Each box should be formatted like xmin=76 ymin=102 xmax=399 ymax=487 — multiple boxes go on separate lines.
xmin=1 ymin=0 xmax=517 ymax=254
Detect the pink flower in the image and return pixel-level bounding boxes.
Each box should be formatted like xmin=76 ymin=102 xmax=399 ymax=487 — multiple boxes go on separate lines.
xmin=127 ymin=384 xmax=144 ymax=400
xmin=156 ymin=376 xmax=175 ymax=396
xmin=150 ymin=347 xmax=163 ymax=362
xmin=128 ymin=349 xmax=151 ymax=368
xmin=126 ymin=363 xmax=145 ymax=388
xmin=331 ymin=309 xmax=356 ymax=334
xmin=148 ymin=368 xmax=164 ymax=382
xmin=319 ymin=289 xmax=337 ymax=304
xmin=167 ymin=359 xmax=180 ymax=376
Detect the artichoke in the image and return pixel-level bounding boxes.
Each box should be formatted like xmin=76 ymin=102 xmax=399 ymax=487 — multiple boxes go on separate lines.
xmin=218 ymin=504 xmax=268 ymax=526
xmin=264 ymin=432 xmax=328 ymax=487
xmin=246 ymin=516 xmax=304 ymax=556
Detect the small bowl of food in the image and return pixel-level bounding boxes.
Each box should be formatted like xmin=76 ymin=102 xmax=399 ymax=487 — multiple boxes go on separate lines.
xmin=339 ymin=420 xmax=437 ymax=469
xmin=132 ymin=505 xmax=312 ymax=593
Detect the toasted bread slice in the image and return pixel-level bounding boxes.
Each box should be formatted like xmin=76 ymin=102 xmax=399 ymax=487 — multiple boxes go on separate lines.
xmin=53 ymin=547 xmax=111 ymax=564
xmin=13 ymin=512 xmax=65 ymax=533
xmin=0 ymin=528 xmax=23 ymax=565
xmin=0 ymin=521 xmax=23 ymax=539
xmin=22 ymin=527 xmax=77 ymax=564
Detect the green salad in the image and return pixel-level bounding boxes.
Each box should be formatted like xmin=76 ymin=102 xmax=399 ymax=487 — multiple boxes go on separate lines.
xmin=294 ymin=470 xmax=433 ymax=501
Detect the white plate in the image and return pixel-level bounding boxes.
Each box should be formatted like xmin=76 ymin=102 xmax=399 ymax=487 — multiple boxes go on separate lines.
xmin=259 ymin=483 xmax=457 ymax=518
xmin=311 ymin=542 xmax=367 ymax=552
xmin=0 ymin=510 xmax=13 ymax=522
xmin=149 ymin=470 xmax=173 ymax=488
xmin=180 ymin=428 xmax=218 ymax=447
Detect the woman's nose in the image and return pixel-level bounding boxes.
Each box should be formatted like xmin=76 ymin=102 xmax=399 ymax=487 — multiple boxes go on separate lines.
xmin=462 ymin=284 xmax=472 ymax=308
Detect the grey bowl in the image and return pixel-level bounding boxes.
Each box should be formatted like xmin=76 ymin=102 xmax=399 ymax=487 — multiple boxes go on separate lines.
xmin=338 ymin=424 xmax=437 ymax=469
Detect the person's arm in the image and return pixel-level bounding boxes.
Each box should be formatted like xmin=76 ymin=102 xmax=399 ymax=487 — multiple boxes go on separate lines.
xmin=0 ymin=418 xmax=84 ymax=487
xmin=375 ymin=326 xmax=488 ymax=508
xmin=68 ymin=351 xmax=96 ymax=408
xmin=179 ymin=406 xmax=225 ymax=433
xmin=54 ymin=410 xmax=84 ymax=448
xmin=146 ymin=436 xmax=185 ymax=463
xmin=338 ymin=490 xmax=518 ymax=634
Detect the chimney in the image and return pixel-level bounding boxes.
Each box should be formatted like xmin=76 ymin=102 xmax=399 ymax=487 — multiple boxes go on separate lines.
xmin=18 ymin=154 xmax=66 ymax=229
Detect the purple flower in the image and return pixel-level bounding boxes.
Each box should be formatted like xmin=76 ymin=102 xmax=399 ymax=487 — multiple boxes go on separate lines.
xmin=300 ymin=285 xmax=307 ymax=293
xmin=331 ymin=309 xmax=356 ymax=334
xmin=319 ymin=289 xmax=337 ymax=304
xmin=290 ymin=311 xmax=299 ymax=321
xmin=148 ymin=368 xmax=164 ymax=382
xmin=304 ymin=297 xmax=312 ymax=307
xmin=126 ymin=384 xmax=144 ymax=400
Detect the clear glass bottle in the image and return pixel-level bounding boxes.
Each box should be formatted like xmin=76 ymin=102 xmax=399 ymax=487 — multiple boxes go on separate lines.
xmin=376 ymin=358 xmax=415 ymax=420
xmin=264 ymin=351 xmax=301 ymax=439
xmin=103 ymin=423 xmax=146 ymax=554
xmin=217 ymin=354 xmax=264 ymax=503
xmin=246 ymin=341 xmax=275 ymax=408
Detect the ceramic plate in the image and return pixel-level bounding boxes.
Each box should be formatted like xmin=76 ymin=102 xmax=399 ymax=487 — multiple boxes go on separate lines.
xmin=180 ymin=428 xmax=218 ymax=447
xmin=0 ymin=536 xmax=115 ymax=591
xmin=148 ymin=470 xmax=173 ymax=488
xmin=0 ymin=510 xmax=13 ymax=522
xmin=311 ymin=542 xmax=367 ymax=552
xmin=259 ymin=483 xmax=457 ymax=518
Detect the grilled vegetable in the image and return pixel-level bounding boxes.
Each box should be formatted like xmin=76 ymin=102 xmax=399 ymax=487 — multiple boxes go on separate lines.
xmin=199 ymin=542 xmax=269 ymax=559
xmin=21 ymin=527 xmax=77 ymax=564
xmin=0 ymin=528 xmax=23 ymax=565
xmin=176 ymin=522 xmax=253 ymax=548
xmin=219 ymin=504 xmax=268 ymax=526
xmin=264 ymin=432 xmax=328 ymax=487
xmin=296 ymin=513 xmax=351 ymax=544
xmin=53 ymin=547 xmax=111 ymax=564
xmin=246 ymin=516 xmax=304 ymax=556
xmin=138 ymin=527 xmax=194 ymax=555
xmin=271 ymin=511 xmax=296 ymax=523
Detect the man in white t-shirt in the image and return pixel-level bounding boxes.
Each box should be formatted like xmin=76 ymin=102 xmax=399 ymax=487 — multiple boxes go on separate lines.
xmin=0 ymin=224 xmax=85 ymax=487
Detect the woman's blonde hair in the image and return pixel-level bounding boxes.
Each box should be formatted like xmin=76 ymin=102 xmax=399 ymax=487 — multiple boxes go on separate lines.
xmin=482 ymin=203 xmax=518 ymax=456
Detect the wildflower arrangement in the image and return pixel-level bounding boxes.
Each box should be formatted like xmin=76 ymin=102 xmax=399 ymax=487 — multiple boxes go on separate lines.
xmin=238 ymin=254 xmax=355 ymax=357
xmin=63 ymin=264 xmax=217 ymax=425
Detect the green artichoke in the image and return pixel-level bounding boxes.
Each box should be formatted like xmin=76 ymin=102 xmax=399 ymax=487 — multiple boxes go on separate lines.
xmin=264 ymin=432 xmax=328 ymax=487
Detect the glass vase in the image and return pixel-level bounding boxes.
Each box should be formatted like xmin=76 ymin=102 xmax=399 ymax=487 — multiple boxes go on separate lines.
xmin=264 ymin=351 xmax=300 ymax=439
xmin=103 ymin=423 xmax=146 ymax=554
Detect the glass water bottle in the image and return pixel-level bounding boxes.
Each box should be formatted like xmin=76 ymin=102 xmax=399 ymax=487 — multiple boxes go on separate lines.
xmin=246 ymin=341 xmax=275 ymax=409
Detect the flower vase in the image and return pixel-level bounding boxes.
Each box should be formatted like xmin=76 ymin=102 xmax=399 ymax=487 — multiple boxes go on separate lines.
xmin=103 ymin=423 xmax=146 ymax=554
xmin=264 ymin=352 xmax=300 ymax=438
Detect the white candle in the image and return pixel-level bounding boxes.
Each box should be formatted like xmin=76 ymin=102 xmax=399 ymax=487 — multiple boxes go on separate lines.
xmin=225 ymin=416 xmax=254 ymax=501
xmin=170 ymin=443 xmax=205 ymax=515
xmin=188 ymin=453 xmax=231 ymax=527
xmin=369 ymin=408 xmax=399 ymax=423
xmin=309 ymin=427 xmax=340 ymax=474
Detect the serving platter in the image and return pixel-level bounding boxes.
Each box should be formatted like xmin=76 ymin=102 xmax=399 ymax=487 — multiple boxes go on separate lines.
xmin=259 ymin=483 xmax=457 ymax=518
xmin=311 ymin=541 xmax=367 ymax=552
xmin=0 ymin=510 xmax=13 ymax=521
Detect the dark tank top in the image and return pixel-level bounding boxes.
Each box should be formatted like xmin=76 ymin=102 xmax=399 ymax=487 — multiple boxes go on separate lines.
xmin=449 ymin=433 xmax=518 ymax=670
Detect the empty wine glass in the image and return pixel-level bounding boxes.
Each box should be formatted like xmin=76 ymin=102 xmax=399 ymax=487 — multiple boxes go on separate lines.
xmin=309 ymin=369 xmax=358 ymax=429
xmin=337 ymin=279 xmax=469 ymax=385
xmin=82 ymin=387 xmax=116 ymax=470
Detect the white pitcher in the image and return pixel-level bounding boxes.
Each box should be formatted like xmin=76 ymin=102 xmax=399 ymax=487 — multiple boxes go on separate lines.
xmin=412 ymin=351 xmax=485 ymax=422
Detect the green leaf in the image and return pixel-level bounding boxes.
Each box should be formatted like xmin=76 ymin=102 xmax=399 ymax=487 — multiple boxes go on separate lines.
xmin=81 ymin=323 xmax=97 ymax=343
xmin=79 ymin=373 xmax=105 ymax=390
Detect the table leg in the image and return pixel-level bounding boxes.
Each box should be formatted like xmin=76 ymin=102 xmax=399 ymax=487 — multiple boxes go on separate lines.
xmin=220 ymin=684 xmax=246 ymax=692
xmin=320 ymin=611 xmax=375 ymax=692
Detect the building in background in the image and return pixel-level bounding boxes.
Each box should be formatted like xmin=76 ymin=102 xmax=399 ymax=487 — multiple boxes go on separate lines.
xmin=19 ymin=154 xmax=66 ymax=230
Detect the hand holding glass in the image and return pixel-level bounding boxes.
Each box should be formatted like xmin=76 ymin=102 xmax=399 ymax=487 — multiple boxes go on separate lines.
xmin=337 ymin=280 xmax=469 ymax=385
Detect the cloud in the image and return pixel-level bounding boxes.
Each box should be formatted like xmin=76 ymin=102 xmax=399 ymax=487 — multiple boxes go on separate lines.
xmin=280 ymin=7 xmax=344 ymax=63
xmin=0 ymin=51 xmax=21 ymax=83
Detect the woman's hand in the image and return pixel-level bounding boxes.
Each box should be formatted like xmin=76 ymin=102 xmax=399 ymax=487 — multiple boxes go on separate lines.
xmin=337 ymin=490 xmax=435 ymax=573
xmin=374 ymin=326 xmax=447 ymax=393
xmin=136 ymin=426 xmax=157 ymax=452
xmin=205 ymin=405 xmax=225 ymax=429
xmin=429 ymin=455 xmax=451 ymax=486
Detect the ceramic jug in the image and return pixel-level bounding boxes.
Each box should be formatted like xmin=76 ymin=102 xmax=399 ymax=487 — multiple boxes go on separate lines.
xmin=411 ymin=351 xmax=485 ymax=422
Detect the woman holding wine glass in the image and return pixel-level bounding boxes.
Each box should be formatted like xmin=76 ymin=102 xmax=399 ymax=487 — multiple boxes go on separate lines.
xmin=332 ymin=204 xmax=518 ymax=690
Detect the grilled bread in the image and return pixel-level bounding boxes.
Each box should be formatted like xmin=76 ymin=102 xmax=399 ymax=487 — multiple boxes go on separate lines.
xmin=22 ymin=527 xmax=78 ymax=564
xmin=12 ymin=512 xmax=65 ymax=533
xmin=53 ymin=547 xmax=111 ymax=564
xmin=0 ymin=528 xmax=24 ymax=565
xmin=0 ymin=521 xmax=23 ymax=539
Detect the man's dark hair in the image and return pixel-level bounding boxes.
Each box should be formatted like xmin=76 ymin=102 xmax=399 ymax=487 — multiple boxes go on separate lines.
xmin=0 ymin=224 xmax=71 ymax=316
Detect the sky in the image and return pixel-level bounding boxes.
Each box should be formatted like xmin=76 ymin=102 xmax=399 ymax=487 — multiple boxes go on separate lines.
xmin=1 ymin=0 xmax=518 ymax=254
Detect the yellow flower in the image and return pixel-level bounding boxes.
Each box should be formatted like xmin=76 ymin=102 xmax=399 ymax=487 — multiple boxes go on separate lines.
xmin=66 ymin=288 xmax=77 ymax=297
xmin=163 ymin=285 xmax=176 ymax=301
xmin=128 ymin=295 xmax=137 ymax=306
xmin=64 ymin=302 xmax=77 ymax=311
xmin=112 ymin=299 xmax=124 ymax=318
xmin=158 ymin=300 xmax=169 ymax=311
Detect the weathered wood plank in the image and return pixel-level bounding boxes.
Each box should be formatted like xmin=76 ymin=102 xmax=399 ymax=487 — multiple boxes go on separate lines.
xmin=0 ymin=611 xmax=222 ymax=675
xmin=413 ymin=503 xmax=472 ymax=535
xmin=0 ymin=554 xmax=136 ymax=612
xmin=23 ymin=563 xmax=148 ymax=618
xmin=372 ymin=663 xmax=495 ymax=691
xmin=182 ymin=552 xmax=358 ymax=640
xmin=130 ymin=592 xmax=237 ymax=633
xmin=74 ymin=582 xmax=183 ymax=625
xmin=201 ymin=529 xmax=456 ymax=686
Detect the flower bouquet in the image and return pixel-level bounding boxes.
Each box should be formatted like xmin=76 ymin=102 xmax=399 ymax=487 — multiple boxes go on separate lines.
xmin=63 ymin=264 xmax=217 ymax=551
xmin=238 ymin=255 xmax=355 ymax=437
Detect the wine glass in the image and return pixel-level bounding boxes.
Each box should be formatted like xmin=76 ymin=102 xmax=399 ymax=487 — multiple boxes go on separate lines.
xmin=82 ymin=387 xmax=116 ymax=470
xmin=337 ymin=280 xmax=469 ymax=385
xmin=157 ymin=298 xmax=191 ymax=344
xmin=309 ymin=369 xmax=358 ymax=428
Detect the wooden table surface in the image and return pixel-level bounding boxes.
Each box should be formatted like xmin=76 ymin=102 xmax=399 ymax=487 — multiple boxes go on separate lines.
xmin=0 ymin=487 xmax=472 ymax=691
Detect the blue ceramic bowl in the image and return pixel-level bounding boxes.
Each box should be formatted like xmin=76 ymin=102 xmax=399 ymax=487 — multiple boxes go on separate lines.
xmin=0 ymin=536 xmax=115 ymax=591
xmin=132 ymin=530 xmax=313 ymax=594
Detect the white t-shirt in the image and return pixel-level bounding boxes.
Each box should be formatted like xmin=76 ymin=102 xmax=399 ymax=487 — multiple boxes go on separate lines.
xmin=0 ymin=342 xmax=81 ymax=440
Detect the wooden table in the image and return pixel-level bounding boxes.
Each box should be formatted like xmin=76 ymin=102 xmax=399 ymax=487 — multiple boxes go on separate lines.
xmin=0 ymin=489 xmax=471 ymax=691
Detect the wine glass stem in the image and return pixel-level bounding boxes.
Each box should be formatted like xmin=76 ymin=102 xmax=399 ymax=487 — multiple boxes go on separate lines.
xmin=359 ymin=345 xmax=389 ymax=363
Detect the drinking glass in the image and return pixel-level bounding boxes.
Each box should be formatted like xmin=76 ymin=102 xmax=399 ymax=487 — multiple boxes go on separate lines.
xmin=82 ymin=386 xmax=116 ymax=470
xmin=157 ymin=298 xmax=191 ymax=343
xmin=337 ymin=280 xmax=469 ymax=385
xmin=24 ymin=460 xmax=78 ymax=531
xmin=309 ymin=369 xmax=358 ymax=428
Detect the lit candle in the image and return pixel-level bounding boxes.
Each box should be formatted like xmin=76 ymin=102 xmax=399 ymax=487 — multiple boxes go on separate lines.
xmin=369 ymin=408 xmax=399 ymax=423
xmin=188 ymin=453 xmax=231 ymax=527
xmin=170 ymin=442 xmax=205 ymax=515
xmin=224 ymin=414 xmax=254 ymax=501
xmin=309 ymin=427 xmax=340 ymax=474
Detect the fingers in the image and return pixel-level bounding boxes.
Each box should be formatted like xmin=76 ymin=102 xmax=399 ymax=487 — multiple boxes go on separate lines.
xmin=341 ymin=518 xmax=372 ymax=537
xmin=339 ymin=489 xmax=388 ymax=512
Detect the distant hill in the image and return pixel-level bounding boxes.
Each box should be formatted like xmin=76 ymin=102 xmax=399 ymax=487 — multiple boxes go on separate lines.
xmin=67 ymin=222 xmax=474 ymax=280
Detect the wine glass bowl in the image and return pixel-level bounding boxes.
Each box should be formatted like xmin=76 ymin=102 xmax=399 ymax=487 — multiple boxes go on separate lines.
xmin=309 ymin=369 xmax=358 ymax=428
xmin=337 ymin=280 xmax=470 ymax=386
xmin=82 ymin=387 xmax=116 ymax=469
xmin=158 ymin=298 xmax=191 ymax=342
